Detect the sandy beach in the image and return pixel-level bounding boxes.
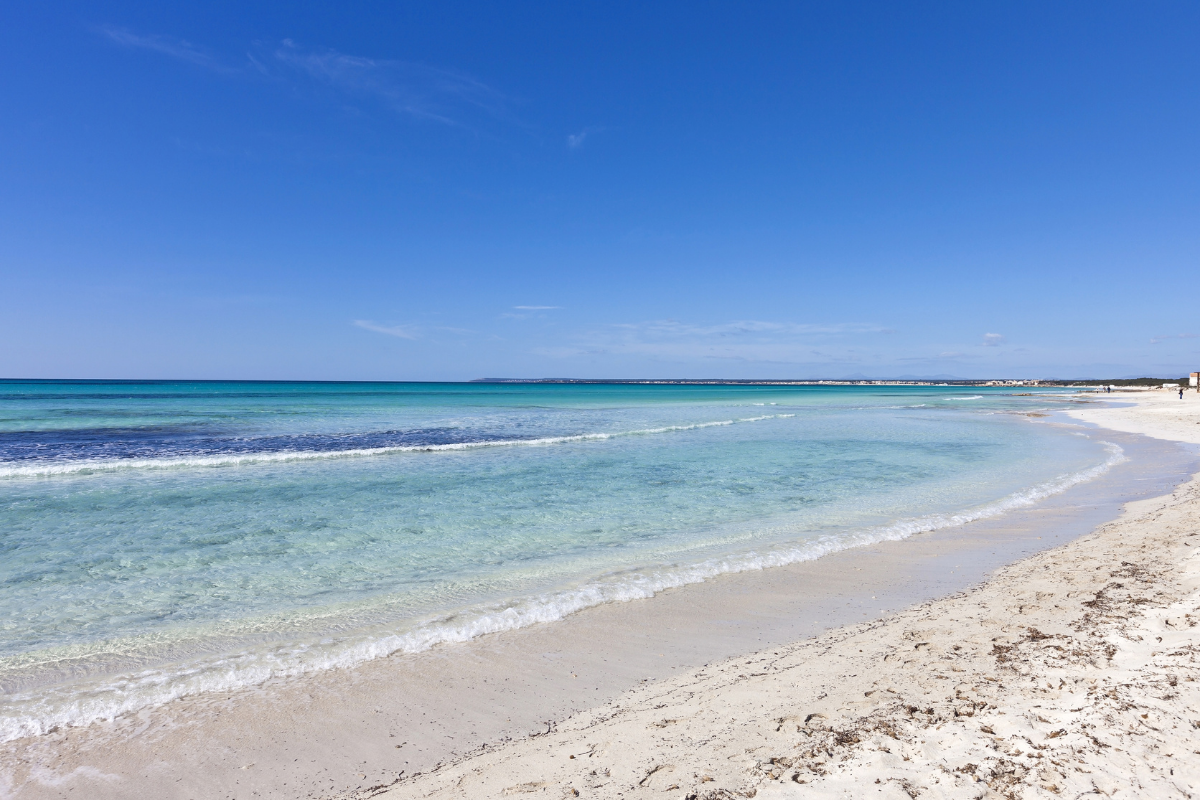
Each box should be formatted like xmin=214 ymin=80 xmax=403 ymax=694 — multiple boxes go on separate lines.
xmin=3 ymin=390 xmax=1199 ymax=800
xmin=340 ymin=390 xmax=1200 ymax=800
xmin=9 ymin=3 xmax=1197 ymax=797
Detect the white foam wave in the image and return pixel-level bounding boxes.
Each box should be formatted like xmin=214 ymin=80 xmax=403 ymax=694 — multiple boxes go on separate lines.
xmin=849 ymin=404 xmax=929 ymax=410
xmin=946 ymin=395 xmax=984 ymax=400
xmin=0 ymin=414 xmax=796 ymax=480
xmin=0 ymin=441 xmax=1124 ymax=743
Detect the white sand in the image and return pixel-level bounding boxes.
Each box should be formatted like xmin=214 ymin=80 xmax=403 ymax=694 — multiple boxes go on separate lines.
xmin=3 ymin=391 xmax=1196 ymax=800
xmin=358 ymin=390 xmax=1200 ymax=800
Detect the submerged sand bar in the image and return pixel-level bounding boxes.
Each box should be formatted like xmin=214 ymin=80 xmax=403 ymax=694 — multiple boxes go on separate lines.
xmin=2 ymin=393 xmax=1198 ymax=799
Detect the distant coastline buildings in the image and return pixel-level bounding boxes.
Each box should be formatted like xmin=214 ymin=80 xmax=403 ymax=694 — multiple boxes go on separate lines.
xmin=473 ymin=378 xmax=1185 ymax=388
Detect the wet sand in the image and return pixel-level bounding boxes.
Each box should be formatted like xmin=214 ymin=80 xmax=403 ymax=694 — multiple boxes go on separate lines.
xmin=2 ymin=397 xmax=1196 ymax=799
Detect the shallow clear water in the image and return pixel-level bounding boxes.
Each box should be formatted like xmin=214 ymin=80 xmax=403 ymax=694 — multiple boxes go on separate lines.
xmin=0 ymin=381 xmax=1116 ymax=740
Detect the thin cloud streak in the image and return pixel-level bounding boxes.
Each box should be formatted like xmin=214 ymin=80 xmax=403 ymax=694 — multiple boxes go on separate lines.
xmin=1149 ymin=333 xmax=1198 ymax=345
xmin=567 ymin=126 xmax=605 ymax=149
xmin=513 ymin=305 xmax=560 ymax=310
xmin=101 ymin=28 xmax=512 ymax=128
xmin=353 ymin=320 xmax=420 ymax=339
xmin=272 ymin=40 xmax=511 ymax=126
xmin=101 ymin=26 xmax=238 ymax=74
xmin=612 ymin=320 xmax=888 ymax=337
xmin=534 ymin=318 xmax=891 ymax=364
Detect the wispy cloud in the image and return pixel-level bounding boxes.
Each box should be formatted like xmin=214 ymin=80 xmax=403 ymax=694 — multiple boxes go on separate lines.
xmin=1149 ymin=333 xmax=1198 ymax=345
xmin=101 ymin=28 xmax=512 ymax=128
xmin=897 ymin=352 xmax=982 ymax=363
xmin=503 ymin=305 xmax=561 ymax=320
xmin=353 ymin=320 xmax=420 ymax=339
xmin=567 ymin=127 xmax=606 ymax=149
xmin=982 ymin=333 xmax=1004 ymax=347
xmin=101 ymin=26 xmax=238 ymax=74
xmin=532 ymin=346 xmax=597 ymax=358
xmin=613 ymin=320 xmax=885 ymax=338
xmin=272 ymin=40 xmax=510 ymax=126
xmin=534 ymin=319 xmax=888 ymax=364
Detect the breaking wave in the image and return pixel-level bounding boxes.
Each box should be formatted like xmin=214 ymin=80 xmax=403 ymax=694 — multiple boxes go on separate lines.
xmin=0 ymin=414 xmax=795 ymax=479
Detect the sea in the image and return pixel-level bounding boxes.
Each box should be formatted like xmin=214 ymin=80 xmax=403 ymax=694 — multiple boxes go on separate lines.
xmin=0 ymin=380 xmax=1120 ymax=742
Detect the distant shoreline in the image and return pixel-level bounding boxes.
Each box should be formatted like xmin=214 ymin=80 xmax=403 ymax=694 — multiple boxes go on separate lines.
xmin=470 ymin=377 xmax=1176 ymax=387
xmin=0 ymin=377 xmax=1184 ymax=387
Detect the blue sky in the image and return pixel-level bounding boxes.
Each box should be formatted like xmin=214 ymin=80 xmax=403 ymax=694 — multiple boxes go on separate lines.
xmin=2 ymin=2 xmax=1199 ymax=380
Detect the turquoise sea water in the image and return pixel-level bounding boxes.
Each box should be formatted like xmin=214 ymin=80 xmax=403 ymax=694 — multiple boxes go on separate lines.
xmin=0 ymin=381 xmax=1118 ymax=741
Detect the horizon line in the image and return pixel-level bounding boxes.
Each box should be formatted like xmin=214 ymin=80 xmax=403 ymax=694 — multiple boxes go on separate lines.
xmin=0 ymin=376 xmax=1185 ymax=385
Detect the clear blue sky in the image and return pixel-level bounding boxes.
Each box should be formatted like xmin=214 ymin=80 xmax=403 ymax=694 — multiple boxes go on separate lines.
xmin=3 ymin=2 xmax=1198 ymax=380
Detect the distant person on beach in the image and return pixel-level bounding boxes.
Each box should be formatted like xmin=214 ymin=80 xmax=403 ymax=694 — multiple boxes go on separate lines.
xmin=1181 ymin=387 xmax=1185 ymax=399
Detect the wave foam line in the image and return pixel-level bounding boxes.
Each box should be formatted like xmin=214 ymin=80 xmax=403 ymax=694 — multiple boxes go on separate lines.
xmin=0 ymin=414 xmax=796 ymax=479
xmin=0 ymin=442 xmax=1123 ymax=743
